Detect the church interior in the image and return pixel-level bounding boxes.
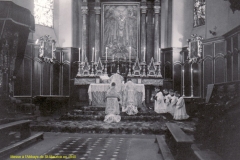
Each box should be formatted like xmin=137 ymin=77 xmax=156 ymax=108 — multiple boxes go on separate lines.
xmin=0 ymin=0 xmax=240 ymax=160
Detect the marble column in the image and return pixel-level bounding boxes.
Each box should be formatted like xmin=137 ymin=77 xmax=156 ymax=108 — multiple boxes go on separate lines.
xmin=94 ymin=0 xmax=101 ymax=62
xmin=140 ymin=0 xmax=147 ymax=62
xmin=81 ymin=0 xmax=88 ymax=62
xmin=154 ymin=0 xmax=160 ymax=62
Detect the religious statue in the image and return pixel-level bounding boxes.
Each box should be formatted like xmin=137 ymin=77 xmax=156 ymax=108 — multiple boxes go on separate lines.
xmin=103 ymin=4 xmax=138 ymax=58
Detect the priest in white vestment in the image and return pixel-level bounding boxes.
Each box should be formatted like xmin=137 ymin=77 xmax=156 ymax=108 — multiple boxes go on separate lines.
xmin=122 ymin=79 xmax=138 ymax=115
xmin=109 ymin=73 xmax=124 ymax=104
xmin=104 ymin=82 xmax=121 ymax=123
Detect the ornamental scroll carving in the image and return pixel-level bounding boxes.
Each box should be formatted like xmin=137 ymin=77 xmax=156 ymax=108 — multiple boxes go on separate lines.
xmin=187 ymin=34 xmax=203 ymax=63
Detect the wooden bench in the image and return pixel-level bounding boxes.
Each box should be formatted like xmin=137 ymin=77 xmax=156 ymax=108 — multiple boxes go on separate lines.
xmin=0 ymin=132 xmax=44 ymax=158
xmin=155 ymin=135 xmax=175 ymax=160
xmin=0 ymin=120 xmax=32 ymax=141
xmin=165 ymin=123 xmax=194 ymax=160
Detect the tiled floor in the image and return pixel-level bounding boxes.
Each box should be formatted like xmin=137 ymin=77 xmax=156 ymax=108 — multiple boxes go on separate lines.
xmin=5 ymin=133 xmax=163 ymax=160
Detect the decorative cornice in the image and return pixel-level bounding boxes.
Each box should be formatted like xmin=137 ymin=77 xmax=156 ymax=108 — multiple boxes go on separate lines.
xmin=94 ymin=7 xmax=101 ymax=14
xmin=202 ymin=36 xmax=225 ymax=44
xmin=140 ymin=6 xmax=147 ymax=14
xmin=223 ymin=25 xmax=240 ymax=38
xmin=81 ymin=6 xmax=88 ymax=15
xmin=153 ymin=6 xmax=160 ymax=14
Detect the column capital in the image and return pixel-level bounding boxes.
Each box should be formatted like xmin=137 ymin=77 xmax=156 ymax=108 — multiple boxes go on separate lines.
xmin=154 ymin=6 xmax=160 ymax=14
xmin=140 ymin=6 xmax=147 ymax=14
xmin=94 ymin=7 xmax=101 ymax=14
xmin=81 ymin=6 xmax=88 ymax=15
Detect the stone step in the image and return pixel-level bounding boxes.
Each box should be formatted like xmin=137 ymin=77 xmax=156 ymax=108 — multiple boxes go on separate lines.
xmin=71 ymin=110 xmax=160 ymax=117
xmin=31 ymin=122 xmax=165 ymax=135
xmin=60 ymin=114 xmax=165 ymax=122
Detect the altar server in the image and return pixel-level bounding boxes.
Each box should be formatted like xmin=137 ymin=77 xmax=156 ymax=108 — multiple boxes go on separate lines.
xmin=173 ymin=91 xmax=189 ymax=120
xmin=167 ymin=89 xmax=178 ymax=116
xmin=154 ymin=87 xmax=167 ymax=113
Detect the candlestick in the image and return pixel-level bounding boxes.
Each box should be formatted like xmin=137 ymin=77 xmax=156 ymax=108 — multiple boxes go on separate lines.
xmin=105 ymin=47 xmax=108 ymax=61
xmin=144 ymin=47 xmax=146 ymax=62
xmin=95 ymin=49 xmax=97 ymax=63
xmin=82 ymin=49 xmax=84 ymax=62
xmin=158 ymin=48 xmax=160 ymax=62
xmin=113 ymin=55 xmax=114 ymax=61
xmin=129 ymin=46 xmax=131 ymax=62
xmin=79 ymin=48 xmax=81 ymax=62
xmin=92 ymin=47 xmax=94 ymax=62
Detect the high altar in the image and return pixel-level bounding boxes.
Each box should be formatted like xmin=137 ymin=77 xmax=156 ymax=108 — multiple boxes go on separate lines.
xmin=74 ymin=0 xmax=164 ymax=106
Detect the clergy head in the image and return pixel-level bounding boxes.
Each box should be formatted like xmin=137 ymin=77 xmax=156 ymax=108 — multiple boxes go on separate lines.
xmin=163 ymin=89 xmax=169 ymax=95
xmin=174 ymin=91 xmax=181 ymax=98
xmin=169 ymin=89 xmax=174 ymax=96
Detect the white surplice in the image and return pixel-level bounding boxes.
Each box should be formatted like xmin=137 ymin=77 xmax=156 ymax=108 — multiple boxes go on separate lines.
xmin=168 ymin=96 xmax=178 ymax=116
xmin=154 ymin=91 xmax=167 ymax=113
xmin=173 ymin=97 xmax=189 ymax=120
xmin=122 ymin=81 xmax=138 ymax=115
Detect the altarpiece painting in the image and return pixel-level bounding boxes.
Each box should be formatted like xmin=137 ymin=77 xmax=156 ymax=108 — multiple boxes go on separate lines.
xmin=101 ymin=2 xmax=140 ymax=59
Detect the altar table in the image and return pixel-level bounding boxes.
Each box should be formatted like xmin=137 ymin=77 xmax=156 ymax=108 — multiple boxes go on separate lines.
xmin=88 ymin=84 xmax=145 ymax=107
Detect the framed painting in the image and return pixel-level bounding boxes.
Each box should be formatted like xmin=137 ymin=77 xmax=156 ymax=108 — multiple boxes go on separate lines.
xmin=101 ymin=2 xmax=140 ymax=60
xmin=187 ymin=34 xmax=203 ymax=63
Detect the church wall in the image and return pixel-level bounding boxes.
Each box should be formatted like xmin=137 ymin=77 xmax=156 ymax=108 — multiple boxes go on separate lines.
xmin=167 ymin=0 xmax=240 ymax=48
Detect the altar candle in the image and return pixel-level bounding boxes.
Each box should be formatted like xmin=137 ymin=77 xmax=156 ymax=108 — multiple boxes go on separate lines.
xmin=106 ymin=47 xmax=108 ymax=61
xmin=158 ymin=48 xmax=160 ymax=62
xmin=95 ymin=49 xmax=97 ymax=63
xmin=144 ymin=47 xmax=146 ymax=62
xmin=79 ymin=48 xmax=81 ymax=61
xmin=92 ymin=47 xmax=94 ymax=62
xmin=183 ymin=70 xmax=185 ymax=84
xmin=129 ymin=46 xmax=131 ymax=62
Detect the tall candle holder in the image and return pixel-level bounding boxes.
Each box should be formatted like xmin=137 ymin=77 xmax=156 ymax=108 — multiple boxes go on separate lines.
xmin=104 ymin=60 xmax=108 ymax=76
xmin=156 ymin=62 xmax=162 ymax=78
xmin=116 ymin=59 xmax=120 ymax=74
xmin=90 ymin=61 xmax=95 ymax=77
xmin=76 ymin=61 xmax=84 ymax=77
xmin=127 ymin=61 xmax=132 ymax=77
xmin=140 ymin=62 xmax=146 ymax=77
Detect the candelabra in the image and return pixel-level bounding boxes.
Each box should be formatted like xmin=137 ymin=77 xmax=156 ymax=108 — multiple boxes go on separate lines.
xmin=90 ymin=61 xmax=95 ymax=77
xmin=156 ymin=62 xmax=162 ymax=78
xmin=76 ymin=61 xmax=83 ymax=77
xmin=104 ymin=60 xmax=108 ymax=76
xmin=127 ymin=61 xmax=132 ymax=77
xmin=141 ymin=62 xmax=146 ymax=77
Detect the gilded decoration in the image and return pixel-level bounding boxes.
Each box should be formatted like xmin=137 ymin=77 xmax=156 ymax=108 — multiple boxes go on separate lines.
xmin=101 ymin=2 xmax=140 ymax=59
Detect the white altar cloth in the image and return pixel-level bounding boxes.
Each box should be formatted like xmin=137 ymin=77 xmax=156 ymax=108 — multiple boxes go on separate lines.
xmin=88 ymin=83 xmax=145 ymax=107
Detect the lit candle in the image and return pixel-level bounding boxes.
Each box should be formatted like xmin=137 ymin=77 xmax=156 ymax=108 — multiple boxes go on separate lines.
xmin=95 ymin=49 xmax=97 ymax=63
xmin=82 ymin=49 xmax=84 ymax=62
xmin=113 ymin=55 xmax=114 ymax=61
xmin=79 ymin=48 xmax=81 ymax=61
xmin=144 ymin=47 xmax=146 ymax=62
xmin=106 ymin=47 xmax=108 ymax=61
xmin=183 ymin=69 xmax=185 ymax=85
xmin=158 ymin=48 xmax=160 ymax=62
xmin=129 ymin=46 xmax=131 ymax=62
xmin=92 ymin=47 xmax=94 ymax=62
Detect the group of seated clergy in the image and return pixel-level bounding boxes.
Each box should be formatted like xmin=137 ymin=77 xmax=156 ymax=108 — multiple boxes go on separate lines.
xmin=151 ymin=87 xmax=189 ymax=120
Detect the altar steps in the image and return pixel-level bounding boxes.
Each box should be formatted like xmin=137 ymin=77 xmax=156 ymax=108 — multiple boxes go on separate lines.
xmin=61 ymin=106 xmax=166 ymax=122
